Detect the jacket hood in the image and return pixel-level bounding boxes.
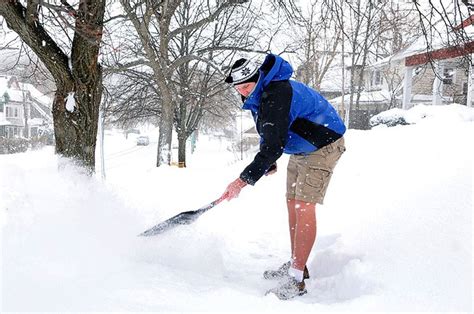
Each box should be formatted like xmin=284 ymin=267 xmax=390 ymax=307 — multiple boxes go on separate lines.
xmin=260 ymin=54 xmax=293 ymax=86
xmin=242 ymin=54 xmax=293 ymax=111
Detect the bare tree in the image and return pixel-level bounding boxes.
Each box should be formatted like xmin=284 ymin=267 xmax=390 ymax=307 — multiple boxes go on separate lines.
xmin=411 ymin=0 xmax=473 ymax=76
xmin=413 ymin=0 xmax=473 ymax=54
xmin=106 ymin=71 xmax=161 ymax=127
xmin=171 ymin=0 xmax=267 ymax=167
xmin=292 ymin=0 xmax=341 ymax=90
xmin=116 ymin=0 xmax=258 ymax=167
xmin=316 ymin=0 xmax=419 ymax=127
xmin=0 ymin=0 xmax=106 ymax=173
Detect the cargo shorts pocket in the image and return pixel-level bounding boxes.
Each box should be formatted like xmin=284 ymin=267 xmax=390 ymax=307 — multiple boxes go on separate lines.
xmin=305 ymin=166 xmax=332 ymax=192
xmin=337 ymin=144 xmax=346 ymax=154
xmin=325 ymin=140 xmax=346 ymax=156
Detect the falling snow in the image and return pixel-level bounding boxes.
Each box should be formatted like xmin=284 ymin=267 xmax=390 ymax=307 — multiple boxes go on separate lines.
xmin=1 ymin=104 xmax=472 ymax=312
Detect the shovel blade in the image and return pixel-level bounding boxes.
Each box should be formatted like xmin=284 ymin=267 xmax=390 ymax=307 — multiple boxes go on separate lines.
xmin=138 ymin=196 xmax=226 ymax=237
xmin=139 ymin=210 xmax=203 ymax=236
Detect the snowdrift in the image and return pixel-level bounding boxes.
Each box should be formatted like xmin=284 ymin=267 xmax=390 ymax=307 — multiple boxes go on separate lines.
xmin=1 ymin=105 xmax=472 ymax=312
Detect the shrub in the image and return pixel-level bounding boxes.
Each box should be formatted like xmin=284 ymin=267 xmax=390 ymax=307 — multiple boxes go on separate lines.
xmin=0 ymin=137 xmax=30 ymax=154
xmin=369 ymin=109 xmax=410 ymax=128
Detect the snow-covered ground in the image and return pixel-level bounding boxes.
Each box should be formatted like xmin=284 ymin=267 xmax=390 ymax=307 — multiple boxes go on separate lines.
xmin=1 ymin=105 xmax=472 ymax=312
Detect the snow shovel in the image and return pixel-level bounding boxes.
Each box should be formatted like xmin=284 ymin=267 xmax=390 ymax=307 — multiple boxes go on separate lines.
xmin=138 ymin=195 xmax=227 ymax=236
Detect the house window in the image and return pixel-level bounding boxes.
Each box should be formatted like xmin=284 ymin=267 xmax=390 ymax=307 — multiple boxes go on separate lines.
xmin=443 ymin=68 xmax=454 ymax=85
xmin=463 ymin=82 xmax=468 ymax=95
xmin=372 ymin=70 xmax=382 ymax=87
xmin=5 ymin=107 xmax=21 ymax=118
xmin=31 ymin=127 xmax=38 ymax=137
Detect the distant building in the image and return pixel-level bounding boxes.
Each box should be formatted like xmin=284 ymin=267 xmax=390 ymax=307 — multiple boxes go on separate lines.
xmin=0 ymin=76 xmax=53 ymax=139
xmin=330 ymin=15 xmax=474 ymax=129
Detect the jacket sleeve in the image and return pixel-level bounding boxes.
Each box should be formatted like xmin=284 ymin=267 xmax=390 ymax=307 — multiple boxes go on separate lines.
xmin=239 ymin=81 xmax=292 ymax=185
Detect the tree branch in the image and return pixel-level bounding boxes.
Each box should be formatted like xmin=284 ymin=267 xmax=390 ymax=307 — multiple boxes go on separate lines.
xmin=0 ymin=1 xmax=72 ymax=83
xmin=168 ymin=0 xmax=249 ymax=40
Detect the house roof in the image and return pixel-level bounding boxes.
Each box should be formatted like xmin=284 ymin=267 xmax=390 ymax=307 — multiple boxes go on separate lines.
xmin=0 ymin=75 xmax=53 ymax=123
xmin=0 ymin=76 xmax=53 ymax=108
xmin=367 ymin=15 xmax=474 ymax=69
xmin=405 ymin=40 xmax=474 ymax=66
xmin=29 ymin=117 xmax=46 ymax=126
xmin=329 ymin=90 xmax=392 ymax=105
xmin=454 ymin=14 xmax=474 ymax=30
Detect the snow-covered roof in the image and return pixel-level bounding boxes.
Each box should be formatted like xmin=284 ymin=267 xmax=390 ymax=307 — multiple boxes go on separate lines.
xmin=29 ymin=118 xmax=46 ymax=126
xmin=0 ymin=76 xmax=23 ymax=102
xmin=0 ymin=75 xmax=53 ymax=124
xmin=0 ymin=75 xmax=53 ymax=107
xmin=367 ymin=55 xmax=396 ymax=69
xmin=26 ymin=84 xmax=53 ymax=108
xmin=0 ymin=75 xmax=52 ymax=105
xmin=319 ymin=65 xmax=346 ymax=92
xmin=368 ymin=20 xmax=473 ymax=69
xmin=329 ymin=90 xmax=392 ymax=105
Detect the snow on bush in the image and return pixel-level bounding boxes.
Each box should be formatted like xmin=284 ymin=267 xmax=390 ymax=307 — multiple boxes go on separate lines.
xmin=370 ymin=103 xmax=474 ymax=128
xmin=369 ymin=108 xmax=409 ymax=127
xmin=0 ymin=137 xmax=29 ymax=154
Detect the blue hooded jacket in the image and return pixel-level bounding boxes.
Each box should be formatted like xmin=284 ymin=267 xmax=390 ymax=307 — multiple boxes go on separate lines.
xmin=239 ymin=54 xmax=346 ymax=185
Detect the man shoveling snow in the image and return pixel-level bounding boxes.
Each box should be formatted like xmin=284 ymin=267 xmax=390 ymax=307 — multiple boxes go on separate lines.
xmin=222 ymin=54 xmax=346 ymax=300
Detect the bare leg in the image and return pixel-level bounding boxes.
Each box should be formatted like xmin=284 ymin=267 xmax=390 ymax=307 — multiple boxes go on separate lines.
xmin=291 ymin=200 xmax=317 ymax=271
xmin=287 ymin=198 xmax=297 ymax=256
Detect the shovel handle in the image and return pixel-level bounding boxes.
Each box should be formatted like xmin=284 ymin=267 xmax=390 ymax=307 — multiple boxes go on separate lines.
xmin=214 ymin=194 xmax=227 ymax=205
xmin=198 ymin=194 xmax=227 ymax=214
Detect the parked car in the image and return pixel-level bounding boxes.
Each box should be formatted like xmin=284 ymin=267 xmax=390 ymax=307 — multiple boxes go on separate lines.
xmin=125 ymin=128 xmax=140 ymax=139
xmin=136 ymin=135 xmax=150 ymax=146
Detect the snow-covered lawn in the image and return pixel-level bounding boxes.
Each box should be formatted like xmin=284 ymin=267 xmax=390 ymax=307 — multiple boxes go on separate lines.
xmin=1 ymin=105 xmax=472 ymax=312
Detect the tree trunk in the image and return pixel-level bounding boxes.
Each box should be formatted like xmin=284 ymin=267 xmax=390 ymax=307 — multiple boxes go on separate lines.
xmin=0 ymin=0 xmax=105 ymax=174
xmin=53 ymin=74 xmax=102 ymax=173
xmin=178 ymin=135 xmax=186 ymax=167
xmin=157 ymin=99 xmax=173 ymax=167
xmin=176 ymin=99 xmax=186 ymax=166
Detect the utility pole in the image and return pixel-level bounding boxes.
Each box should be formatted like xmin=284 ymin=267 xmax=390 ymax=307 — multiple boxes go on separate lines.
xmin=240 ymin=109 xmax=243 ymax=160
xmin=467 ymin=53 xmax=473 ymax=107
xmin=22 ymin=82 xmax=29 ymax=139
xmin=341 ymin=0 xmax=349 ymax=126
xmin=99 ymin=102 xmax=106 ymax=180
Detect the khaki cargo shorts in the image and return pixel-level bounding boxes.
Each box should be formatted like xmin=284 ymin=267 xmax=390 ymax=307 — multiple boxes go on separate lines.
xmin=286 ymin=137 xmax=346 ymax=204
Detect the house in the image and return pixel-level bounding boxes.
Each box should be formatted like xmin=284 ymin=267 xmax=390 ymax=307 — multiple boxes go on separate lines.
xmin=0 ymin=75 xmax=53 ymax=139
xmin=331 ymin=14 xmax=474 ymax=129
xmin=370 ymin=15 xmax=474 ymax=110
xmin=400 ymin=16 xmax=473 ymax=109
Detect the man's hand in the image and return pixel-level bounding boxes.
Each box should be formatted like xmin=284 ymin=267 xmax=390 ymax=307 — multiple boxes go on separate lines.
xmin=222 ymin=178 xmax=248 ymax=201
xmin=265 ymin=163 xmax=277 ymax=176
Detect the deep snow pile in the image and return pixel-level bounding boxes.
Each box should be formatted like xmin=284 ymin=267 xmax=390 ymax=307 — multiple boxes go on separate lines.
xmin=1 ymin=105 xmax=472 ymax=312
